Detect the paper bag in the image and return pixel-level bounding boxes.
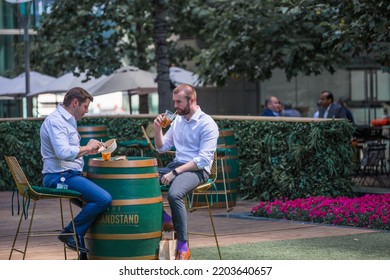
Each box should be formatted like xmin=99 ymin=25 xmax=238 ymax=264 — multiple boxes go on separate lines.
xmin=159 ymin=231 xmax=177 ymax=260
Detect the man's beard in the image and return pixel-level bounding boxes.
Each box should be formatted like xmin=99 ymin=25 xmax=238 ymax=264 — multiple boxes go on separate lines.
xmin=177 ymin=102 xmax=191 ymax=116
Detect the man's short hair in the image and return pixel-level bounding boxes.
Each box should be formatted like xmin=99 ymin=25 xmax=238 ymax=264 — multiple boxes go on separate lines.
xmin=63 ymin=87 xmax=94 ymax=106
xmin=173 ymin=83 xmax=197 ymax=100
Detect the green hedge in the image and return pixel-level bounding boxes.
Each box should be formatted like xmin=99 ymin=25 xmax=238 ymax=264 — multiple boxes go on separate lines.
xmin=0 ymin=116 xmax=356 ymax=200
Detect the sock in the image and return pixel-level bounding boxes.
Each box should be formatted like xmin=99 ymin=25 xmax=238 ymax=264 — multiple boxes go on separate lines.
xmin=163 ymin=211 xmax=172 ymax=223
xmin=177 ymin=240 xmax=189 ymax=252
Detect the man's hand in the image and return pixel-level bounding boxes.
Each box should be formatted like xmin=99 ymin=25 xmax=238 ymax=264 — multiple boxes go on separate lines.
xmin=154 ymin=113 xmax=165 ymax=128
xmin=86 ymin=139 xmax=102 ymax=155
xmin=161 ymin=171 xmax=176 ymax=185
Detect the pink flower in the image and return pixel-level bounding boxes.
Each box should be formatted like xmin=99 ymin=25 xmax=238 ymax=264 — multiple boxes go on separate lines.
xmin=251 ymin=194 xmax=390 ymax=230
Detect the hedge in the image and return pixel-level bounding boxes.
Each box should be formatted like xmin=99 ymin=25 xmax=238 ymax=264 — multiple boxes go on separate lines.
xmin=0 ymin=115 xmax=356 ymax=200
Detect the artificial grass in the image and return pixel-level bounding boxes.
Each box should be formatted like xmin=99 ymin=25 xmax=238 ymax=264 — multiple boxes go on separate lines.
xmin=191 ymin=232 xmax=390 ymax=260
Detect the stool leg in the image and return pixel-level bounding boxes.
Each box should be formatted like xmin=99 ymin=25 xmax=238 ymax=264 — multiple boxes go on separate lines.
xmin=23 ymin=200 xmax=37 ymax=260
xmin=68 ymin=199 xmax=80 ymax=260
xmin=8 ymin=202 xmax=25 ymax=260
xmin=204 ymin=193 xmax=222 ymax=260
xmin=220 ymin=157 xmax=233 ymax=212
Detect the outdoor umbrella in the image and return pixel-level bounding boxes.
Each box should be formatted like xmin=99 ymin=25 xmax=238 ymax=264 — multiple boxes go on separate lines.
xmin=0 ymin=76 xmax=13 ymax=100
xmin=0 ymin=71 xmax=56 ymax=96
xmin=169 ymin=66 xmax=202 ymax=87
xmin=0 ymin=76 xmax=11 ymax=86
xmin=27 ymin=71 xmax=108 ymax=96
xmin=86 ymin=66 xmax=157 ymax=96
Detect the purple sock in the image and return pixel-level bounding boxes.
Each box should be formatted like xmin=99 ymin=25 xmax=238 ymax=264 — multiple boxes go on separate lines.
xmin=177 ymin=240 xmax=189 ymax=252
xmin=163 ymin=211 xmax=172 ymax=223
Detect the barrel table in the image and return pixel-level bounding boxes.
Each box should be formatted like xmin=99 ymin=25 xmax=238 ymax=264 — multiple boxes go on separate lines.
xmin=86 ymin=157 xmax=163 ymax=260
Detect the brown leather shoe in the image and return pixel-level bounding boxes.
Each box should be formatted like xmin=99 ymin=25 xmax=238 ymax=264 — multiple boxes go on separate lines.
xmin=163 ymin=221 xmax=174 ymax=232
xmin=176 ymin=249 xmax=191 ymax=260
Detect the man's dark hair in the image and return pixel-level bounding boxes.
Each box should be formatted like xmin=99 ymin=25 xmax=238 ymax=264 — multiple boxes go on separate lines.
xmin=63 ymin=87 xmax=94 ymax=106
xmin=321 ymin=90 xmax=334 ymax=102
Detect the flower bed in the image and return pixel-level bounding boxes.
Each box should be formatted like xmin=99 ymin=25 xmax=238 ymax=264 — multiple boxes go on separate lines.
xmin=251 ymin=194 xmax=390 ymax=230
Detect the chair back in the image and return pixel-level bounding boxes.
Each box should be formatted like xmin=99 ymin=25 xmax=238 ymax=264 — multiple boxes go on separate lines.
xmin=5 ymin=156 xmax=32 ymax=197
xmin=141 ymin=125 xmax=157 ymax=152
xmin=209 ymin=152 xmax=218 ymax=182
xmin=361 ymin=142 xmax=386 ymax=167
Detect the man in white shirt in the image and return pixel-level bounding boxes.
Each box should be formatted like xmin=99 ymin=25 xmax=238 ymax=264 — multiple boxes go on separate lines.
xmin=154 ymin=84 xmax=219 ymax=260
xmin=40 ymin=87 xmax=112 ymax=258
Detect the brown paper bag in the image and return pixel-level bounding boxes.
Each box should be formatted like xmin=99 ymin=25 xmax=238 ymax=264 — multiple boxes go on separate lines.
xmin=159 ymin=231 xmax=177 ymax=260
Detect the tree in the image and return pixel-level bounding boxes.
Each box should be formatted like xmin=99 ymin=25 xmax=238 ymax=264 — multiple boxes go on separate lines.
xmin=32 ymin=0 xmax=390 ymax=93
xmin=317 ymin=0 xmax=390 ymax=70
xmin=193 ymin=0 xmax=390 ymax=85
xmin=191 ymin=0 xmax=346 ymax=86
xmin=31 ymin=0 xmax=196 ymax=113
xmin=154 ymin=0 xmax=170 ymax=112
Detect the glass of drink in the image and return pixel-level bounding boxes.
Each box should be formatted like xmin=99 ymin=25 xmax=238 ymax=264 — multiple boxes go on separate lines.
xmin=160 ymin=110 xmax=177 ymax=128
xmin=101 ymin=152 xmax=111 ymax=161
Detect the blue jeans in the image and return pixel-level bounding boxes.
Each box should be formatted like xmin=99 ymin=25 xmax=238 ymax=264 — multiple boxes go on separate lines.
xmin=159 ymin=162 xmax=208 ymax=242
xmin=42 ymin=170 xmax=112 ymax=236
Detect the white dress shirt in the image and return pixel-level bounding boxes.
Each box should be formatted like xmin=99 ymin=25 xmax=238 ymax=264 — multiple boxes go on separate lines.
xmin=157 ymin=107 xmax=219 ymax=174
xmin=40 ymin=104 xmax=83 ymax=174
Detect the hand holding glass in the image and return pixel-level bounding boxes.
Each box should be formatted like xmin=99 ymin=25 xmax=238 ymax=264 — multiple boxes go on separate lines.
xmin=160 ymin=110 xmax=177 ymax=128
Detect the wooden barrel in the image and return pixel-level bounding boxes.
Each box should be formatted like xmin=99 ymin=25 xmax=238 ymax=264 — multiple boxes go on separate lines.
xmin=78 ymin=125 xmax=109 ymax=174
xmin=85 ymin=157 xmax=163 ymax=260
xmin=193 ymin=129 xmax=239 ymax=208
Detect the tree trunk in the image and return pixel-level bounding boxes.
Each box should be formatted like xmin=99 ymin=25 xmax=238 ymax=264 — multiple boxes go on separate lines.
xmin=139 ymin=94 xmax=149 ymax=114
xmin=154 ymin=0 xmax=171 ymax=113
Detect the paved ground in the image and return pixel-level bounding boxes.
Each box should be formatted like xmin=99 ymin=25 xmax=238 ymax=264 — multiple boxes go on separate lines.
xmin=0 ymin=191 xmax=379 ymax=260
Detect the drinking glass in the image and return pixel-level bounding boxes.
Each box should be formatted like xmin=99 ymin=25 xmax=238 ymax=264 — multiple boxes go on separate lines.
xmin=101 ymin=152 xmax=111 ymax=161
xmin=161 ymin=110 xmax=176 ymax=128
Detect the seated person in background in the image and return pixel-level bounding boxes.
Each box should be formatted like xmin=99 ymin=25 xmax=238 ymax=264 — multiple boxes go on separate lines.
xmin=281 ymin=103 xmax=302 ymax=117
xmin=338 ymin=98 xmax=355 ymax=124
xmin=154 ymin=84 xmax=219 ymax=260
xmin=261 ymin=96 xmax=282 ymax=116
xmin=313 ymin=100 xmax=321 ymax=118
xmin=318 ymin=90 xmax=347 ymax=119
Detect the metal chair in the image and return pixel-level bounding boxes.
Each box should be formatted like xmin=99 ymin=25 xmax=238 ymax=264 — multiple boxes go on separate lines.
xmin=355 ymin=141 xmax=387 ymax=187
xmin=5 ymin=156 xmax=81 ymax=260
xmin=141 ymin=124 xmax=175 ymax=167
xmin=187 ymin=152 xmax=222 ymax=259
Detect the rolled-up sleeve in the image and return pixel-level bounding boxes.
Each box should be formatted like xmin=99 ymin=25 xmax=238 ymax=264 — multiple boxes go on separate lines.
xmin=193 ymin=121 xmax=219 ymax=170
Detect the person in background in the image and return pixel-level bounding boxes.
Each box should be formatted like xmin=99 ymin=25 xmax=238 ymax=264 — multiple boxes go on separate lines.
xmin=40 ymin=87 xmax=112 ymax=259
xmin=338 ymin=98 xmax=355 ymax=124
xmin=261 ymin=96 xmax=282 ymax=116
xmin=313 ymin=100 xmax=321 ymax=118
xmin=154 ymin=84 xmax=219 ymax=260
xmin=318 ymin=90 xmax=347 ymax=119
xmin=281 ymin=103 xmax=302 ymax=117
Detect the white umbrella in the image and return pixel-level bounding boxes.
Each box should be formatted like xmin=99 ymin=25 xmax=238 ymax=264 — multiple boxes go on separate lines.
xmin=0 ymin=71 xmax=56 ymax=96
xmin=27 ymin=71 xmax=108 ymax=96
xmin=0 ymin=76 xmax=11 ymax=85
xmin=0 ymin=77 xmax=13 ymax=100
xmin=169 ymin=66 xmax=202 ymax=87
xmin=87 ymin=66 xmax=157 ymax=96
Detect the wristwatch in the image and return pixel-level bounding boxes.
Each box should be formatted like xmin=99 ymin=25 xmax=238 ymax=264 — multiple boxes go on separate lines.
xmin=172 ymin=169 xmax=179 ymax=176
